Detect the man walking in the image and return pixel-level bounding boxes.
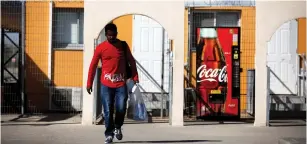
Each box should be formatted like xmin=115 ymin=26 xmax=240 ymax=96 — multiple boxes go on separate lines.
xmin=86 ymin=23 xmax=139 ymax=143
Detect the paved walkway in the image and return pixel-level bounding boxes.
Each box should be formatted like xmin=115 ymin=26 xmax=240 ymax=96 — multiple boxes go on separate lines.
xmin=1 ymin=115 xmax=306 ymax=144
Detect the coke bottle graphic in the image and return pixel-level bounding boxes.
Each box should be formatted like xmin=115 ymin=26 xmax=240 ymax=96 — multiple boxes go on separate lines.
xmin=196 ymin=28 xmax=227 ymax=115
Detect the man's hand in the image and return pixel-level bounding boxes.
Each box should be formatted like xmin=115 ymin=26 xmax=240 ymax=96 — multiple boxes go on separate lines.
xmin=133 ymin=80 xmax=139 ymax=84
xmin=86 ymin=87 xmax=92 ymax=95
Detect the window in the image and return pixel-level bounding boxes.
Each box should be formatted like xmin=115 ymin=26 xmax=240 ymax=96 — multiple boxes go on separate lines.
xmin=190 ymin=11 xmax=240 ymax=51
xmin=216 ymin=12 xmax=240 ymax=27
xmin=193 ymin=12 xmax=215 ymax=28
xmin=185 ymin=0 xmax=255 ymax=7
xmin=52 ymin=8 xmax=84 ymax=49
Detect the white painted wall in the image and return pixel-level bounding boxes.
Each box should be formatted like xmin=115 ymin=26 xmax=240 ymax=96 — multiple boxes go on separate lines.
xmin=82 ymin=1 xmax=185 ymax=126
xmin=255 ymin=0 xmax=306 ymax=127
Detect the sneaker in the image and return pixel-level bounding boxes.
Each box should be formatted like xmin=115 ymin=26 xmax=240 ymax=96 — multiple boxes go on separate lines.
xmin=114 ymin=128 xmax=123 ymax=140
xmin=105 ymin=136 xmax=113 ymax=144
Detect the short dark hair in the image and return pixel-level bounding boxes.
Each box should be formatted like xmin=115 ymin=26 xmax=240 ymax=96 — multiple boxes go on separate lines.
xmin=105 ymin=23 xmax=117 ymax=33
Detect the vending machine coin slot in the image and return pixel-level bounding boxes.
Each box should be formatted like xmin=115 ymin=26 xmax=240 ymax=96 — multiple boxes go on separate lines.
xmin=232 ymin=46 xmax=240 ymax=98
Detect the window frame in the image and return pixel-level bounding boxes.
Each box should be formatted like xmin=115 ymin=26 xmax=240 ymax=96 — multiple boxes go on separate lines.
xmin=52 ymin=8 xmax=84 ymax=50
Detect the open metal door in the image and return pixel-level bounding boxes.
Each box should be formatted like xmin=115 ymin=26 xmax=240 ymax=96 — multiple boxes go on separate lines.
xmin=92 ymin=38 xmax=102 ymax=124
xmin=1 ymin=28 xmax=22 ymax=114
xmin=93 ymin=29 xmax=107 ymax=124
xmin=1 ymin=1 xmax=25 ymax=115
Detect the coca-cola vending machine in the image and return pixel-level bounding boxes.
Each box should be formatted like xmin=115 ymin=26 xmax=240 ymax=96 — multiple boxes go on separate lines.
xmin=196 ymin=27 xmax=241 ymax=119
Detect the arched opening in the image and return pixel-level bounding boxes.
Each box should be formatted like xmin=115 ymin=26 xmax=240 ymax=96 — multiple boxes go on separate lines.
xmin=92 ymin=14 xmax=172 ymax=124
xmin=266 ymin=18 xmax=306 ymax=119
xmin=254 ymin=0 xmax=306 ymax=127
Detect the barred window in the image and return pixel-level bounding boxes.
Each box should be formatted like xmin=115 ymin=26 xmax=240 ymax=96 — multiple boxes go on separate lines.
xmin=52 ymin=8 xmax=84 ymax=49
xmin=216 ymin=12 xmax=240 ymax=27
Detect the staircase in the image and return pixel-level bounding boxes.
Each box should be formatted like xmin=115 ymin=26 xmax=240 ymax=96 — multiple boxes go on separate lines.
xmin=269 ymin=54 xmax=306 ymax=119
xmin=134 ymin=60 xmax=170 ymax=118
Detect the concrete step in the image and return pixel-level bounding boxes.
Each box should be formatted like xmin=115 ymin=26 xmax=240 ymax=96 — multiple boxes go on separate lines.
xmin=270 ymin=95 xmax=306 ymax=111
xmin=138 ymin=92 xmax=169 ymax=110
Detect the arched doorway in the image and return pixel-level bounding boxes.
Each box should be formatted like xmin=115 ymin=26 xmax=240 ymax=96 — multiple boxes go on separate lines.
xmin=81 ymin=1 xmax=185 ymax=126
xmin=254 ymin=1 xmax=306 ymax=126
xmin=92 ymin=14 xmax=172 ymax=124
xmin=267 ymin=18 xmax=306 ymax=119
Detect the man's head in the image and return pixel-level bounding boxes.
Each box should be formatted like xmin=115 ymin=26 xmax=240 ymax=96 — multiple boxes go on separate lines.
xmin=105 ymin=23 xmax=118 ymax=43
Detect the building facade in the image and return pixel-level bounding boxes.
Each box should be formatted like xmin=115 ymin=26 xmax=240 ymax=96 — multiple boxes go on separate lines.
xmin=1 ymin=0 xmax=306 ymax=126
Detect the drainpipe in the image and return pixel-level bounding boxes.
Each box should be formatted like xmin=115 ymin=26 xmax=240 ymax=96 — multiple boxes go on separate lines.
xmin=168 ymin=40 xmax=173 ymax=125
xmin=160 ymin=29 xmax=165 ymax=118
xmin=21 ymin=1 xmax=26 ymax=115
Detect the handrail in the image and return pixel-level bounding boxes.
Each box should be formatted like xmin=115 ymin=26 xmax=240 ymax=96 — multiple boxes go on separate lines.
xmin=135 ymin=59 xmax=168 ymax=118
xmin=135 ymin=60 xmax=168 ymax=94
xmin=184 ymin=87 xmax=216 ymax=114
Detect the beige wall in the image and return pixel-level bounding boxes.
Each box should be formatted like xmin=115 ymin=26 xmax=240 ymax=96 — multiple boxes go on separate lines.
xmin=255 ymin=0 xmax=306 ymax=126
xmin=83 ymin=1 xmax=185 ymax=126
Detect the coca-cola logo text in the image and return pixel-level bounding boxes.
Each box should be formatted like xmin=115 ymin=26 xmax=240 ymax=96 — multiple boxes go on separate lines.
xmin=197 ymin=65 xmax=227 ymax=83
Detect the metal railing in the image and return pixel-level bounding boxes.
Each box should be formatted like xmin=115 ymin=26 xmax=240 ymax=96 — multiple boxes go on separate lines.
xmin=168 ymin=48 xmax=173 ymax=123
xmin=184 ymin=87 xmax=197 ymax=118
xmin=266 ymin=66 xmax=270 ymax=125
xmin=135 ymin=60 xmax=169 ymax=118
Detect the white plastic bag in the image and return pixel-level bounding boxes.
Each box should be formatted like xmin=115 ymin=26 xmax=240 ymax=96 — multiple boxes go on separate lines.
xmin=126 ymin=80 xmax=135 ymax=119
xmin=126 ymin=81 xmax=148 ymax=121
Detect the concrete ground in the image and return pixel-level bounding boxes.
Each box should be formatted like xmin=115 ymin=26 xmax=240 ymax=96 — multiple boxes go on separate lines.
xmin=1 ymin=114 xmax=306 ymax=144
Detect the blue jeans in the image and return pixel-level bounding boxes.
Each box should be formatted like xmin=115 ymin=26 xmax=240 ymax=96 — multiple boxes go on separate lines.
xmin=101 ymin=83 xmax=128 ymax=137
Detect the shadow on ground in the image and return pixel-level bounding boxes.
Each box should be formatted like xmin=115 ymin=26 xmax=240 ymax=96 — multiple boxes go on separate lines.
xmin=1 ymin=113 xmax=81 ymax=125
xmin=2 ymin=114 xmax=306 ymax=128
xmin=183 ymin=119 xmax=253 ymax=126
xmin=1 ymin=122 xmax=79 ymax=126
xmin=114 ymin=140 xmax=222 ymax=143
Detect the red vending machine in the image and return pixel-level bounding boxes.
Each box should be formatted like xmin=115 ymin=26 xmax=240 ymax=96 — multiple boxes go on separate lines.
xmin=196 ymin=27 xmax=241 ymax=119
